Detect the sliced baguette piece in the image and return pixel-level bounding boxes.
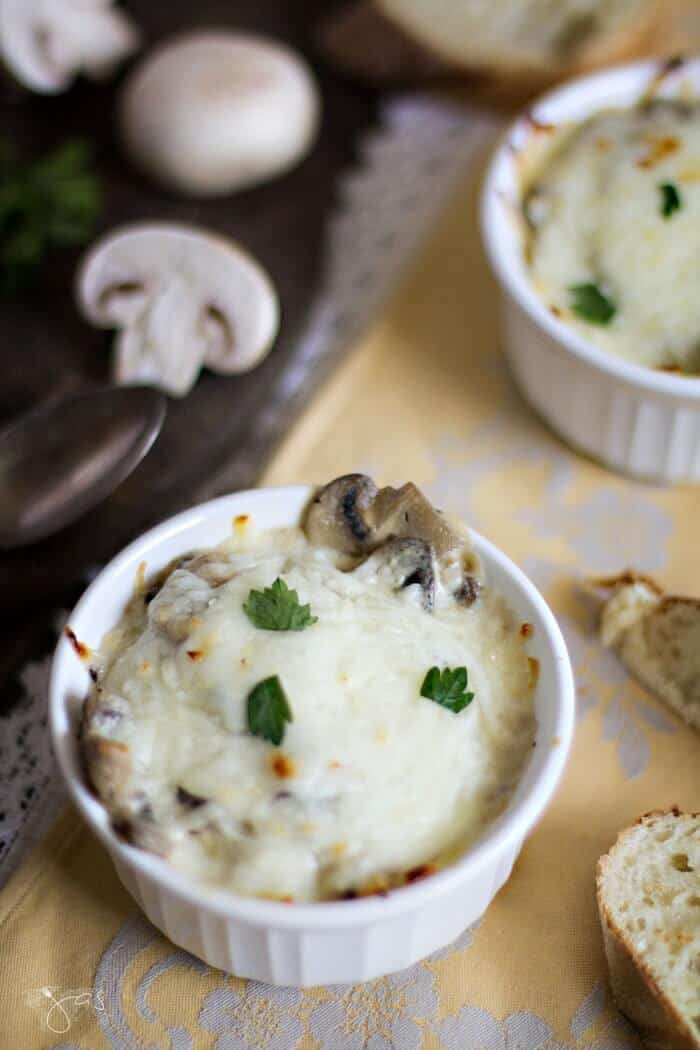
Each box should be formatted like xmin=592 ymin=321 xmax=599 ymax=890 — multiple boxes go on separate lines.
xmin=596 ymin=810 xmax=700 ymax=1050
xmin=374 ymin=0 xmax=662 ymax=82
xmin=593 ymin=572 xmax=700 ymax=732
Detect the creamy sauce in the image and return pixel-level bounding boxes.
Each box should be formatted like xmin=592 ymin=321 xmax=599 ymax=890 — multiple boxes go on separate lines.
xmin=524 ymin=100 xmax=700 ymax=373
xmin=84 ymin=524 xmax=536 ymax=902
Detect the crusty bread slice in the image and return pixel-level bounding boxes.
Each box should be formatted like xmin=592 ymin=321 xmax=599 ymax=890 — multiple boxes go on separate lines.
xmin=594 ymin=572 xmax=700 ymax=732
xmin=374 ymin=0 xmax=662 ymax=81
xmin=597 ymin=810 xmax=700 ymax=1050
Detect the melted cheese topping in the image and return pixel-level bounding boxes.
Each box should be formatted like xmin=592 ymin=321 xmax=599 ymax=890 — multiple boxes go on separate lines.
xmin=89 ymin=526 xmax=536 ymax=902
xmin=525 ymin=101 xmax=700 ymax=373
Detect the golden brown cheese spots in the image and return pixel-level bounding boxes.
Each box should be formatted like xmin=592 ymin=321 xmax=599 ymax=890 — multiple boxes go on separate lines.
xmin=134 ymin=561 xmax=147 ymax=593
xmin=406 ymin=863 xmax=437 ymax=884
xmin=328 ymin=759 xmax=342 ymax=769
xmin=93 ymin=736 xmax=128 ymax=755
xmin=528 ymin=657 xmax=540 ymax=690
xmin=330 ymin=842 xmax=347 ymax=859
xmin=233 ymin=514 xmax=250 ymax=535
xmin=637 ymin=134 xmax=680 ymax=169
xmin=186 ymin=649 xmax=204 ymax=662
xmin=520 ymin=622 xmax=534 ymax=639
xmin=65 ymin=626 xmax=90 ymax=661
xmin=356 ymin=874 xmax=390 ymax=898
xmin=525 ymin=114 xmax=556 ymax=134
xmin=271 ymin=752 xmax=296 ymax=779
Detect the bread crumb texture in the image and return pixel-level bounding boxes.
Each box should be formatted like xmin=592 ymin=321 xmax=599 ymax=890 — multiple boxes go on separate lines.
xmin=597 ymin=810 xmax=700 ymax=1048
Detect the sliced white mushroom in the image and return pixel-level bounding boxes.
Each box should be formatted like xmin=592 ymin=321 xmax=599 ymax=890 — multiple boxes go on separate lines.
xmin=118 ymin=30 xmax=320 ymax=198
xmin=76 ymin=223 xmax=280 ymax=397
xmin=0 ymin=0 xmax=139 ymax=94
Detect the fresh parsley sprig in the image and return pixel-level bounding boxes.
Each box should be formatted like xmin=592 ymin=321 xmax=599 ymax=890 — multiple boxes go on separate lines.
xmin=247 ymin=675 xmax=293 ymax=746
xmin=659 ymin=181 xmax=682 ymax=219
xmin=244 ymin=577 xmax=318 ymax=631
xmin=569 ymin=282 xmax=616 ymax=326
xmin=0 ymin=138 xmax=101 ymax=295
xmin=420 ymin=666 xmax=474 ymax=714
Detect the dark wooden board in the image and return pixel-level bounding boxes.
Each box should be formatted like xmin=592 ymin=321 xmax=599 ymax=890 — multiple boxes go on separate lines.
xmin=0 ymin=1 xmax=378 ymax=708
xmin=0 ymin=1 xmax=377 ymax=601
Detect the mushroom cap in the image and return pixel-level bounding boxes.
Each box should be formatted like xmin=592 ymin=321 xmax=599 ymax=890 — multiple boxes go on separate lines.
xmin=118 ymin=31 xmax=321 ymax=198
xmin=76 ymin=222 xmax=280 ymax=396
xmin=0 ymin=0 xmax=139 ymax=94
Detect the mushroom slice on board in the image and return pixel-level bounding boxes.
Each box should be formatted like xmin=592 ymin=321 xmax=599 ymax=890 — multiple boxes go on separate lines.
xmin=77 ymin=224 xmax=280 ymax=397
xmin=0 ymin=0 xmax=139 ymax=94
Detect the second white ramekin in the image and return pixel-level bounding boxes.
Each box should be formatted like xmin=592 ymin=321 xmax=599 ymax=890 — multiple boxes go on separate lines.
xmin=482 ymin=58 xmax=700 ymax=484
xmin=50 ymin=486 xmax=574 ymax=986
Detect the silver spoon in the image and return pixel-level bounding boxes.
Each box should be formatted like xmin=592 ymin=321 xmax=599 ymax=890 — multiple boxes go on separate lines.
xmin=0 ymin=386 xmax=166 ymax=548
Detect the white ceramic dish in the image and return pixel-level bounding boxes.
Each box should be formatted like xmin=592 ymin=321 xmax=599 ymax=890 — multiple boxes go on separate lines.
xmin=482 ymin=58 xmax=700 ymax=484
xmin=50 ymin=486 xmax=574 ymax=986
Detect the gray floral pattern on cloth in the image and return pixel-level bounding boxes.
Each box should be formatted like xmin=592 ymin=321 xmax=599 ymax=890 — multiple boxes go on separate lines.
xmin=0 ymin=652 xmax=68 ymax=886
xmin=523 ymin=558 xmax=677 ymax=779
xmin=50 ymin=917 xmax=640 ymax=1050
xmin=199 ymin=984 xmax=305 ymax=1050
xmin=429 ymin=375 xmax=671 ymax=575
xmin=310 ymin=966 xmax=438 ymax=1050
xmin=438 ymin=983 xmax=641 ymax=1049
xmin=426 ymin=376 xmax=675 ymax=779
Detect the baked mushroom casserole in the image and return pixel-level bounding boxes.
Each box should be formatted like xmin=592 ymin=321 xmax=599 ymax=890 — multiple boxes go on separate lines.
xmin=74 ymin=476 xmax=537 ymax=903
xmin=523 ymin=97 xmax=700 ymax=374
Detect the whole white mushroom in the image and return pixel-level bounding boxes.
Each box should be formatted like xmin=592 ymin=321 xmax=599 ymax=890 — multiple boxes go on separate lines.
xmin=118 ymin=31 xmax=321 ymax=198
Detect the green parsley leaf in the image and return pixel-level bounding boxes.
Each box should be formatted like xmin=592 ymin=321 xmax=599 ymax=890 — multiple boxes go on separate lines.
xmin=0 ymin=138 xmax=102 ymax=295
xmin=659 ymin=181 xmax=682 ymax=219
xmin=244 ymin=577 xmax=318 ymax=631
xmin=569 ymin=282 xmax=616 ymax=326
xmin=247 ymin=675 xmax=293 ymax=746
xmin=420 ymin=666 xmax=474 ymax=714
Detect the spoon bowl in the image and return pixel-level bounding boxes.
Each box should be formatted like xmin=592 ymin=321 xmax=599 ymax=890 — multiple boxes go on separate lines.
xmin=0 ymin=386 xmax=166 ymax=548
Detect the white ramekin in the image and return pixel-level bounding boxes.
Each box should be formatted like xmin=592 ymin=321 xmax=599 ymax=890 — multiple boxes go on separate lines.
xmin=50 ymin=486 xmax=574 ymax=986
xmin=482 ymin=58 xmax=700 ymax=484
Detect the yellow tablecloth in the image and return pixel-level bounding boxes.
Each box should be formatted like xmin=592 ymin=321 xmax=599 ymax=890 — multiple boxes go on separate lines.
xmin=2 ymin=156 xmax=698 ymax=1050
